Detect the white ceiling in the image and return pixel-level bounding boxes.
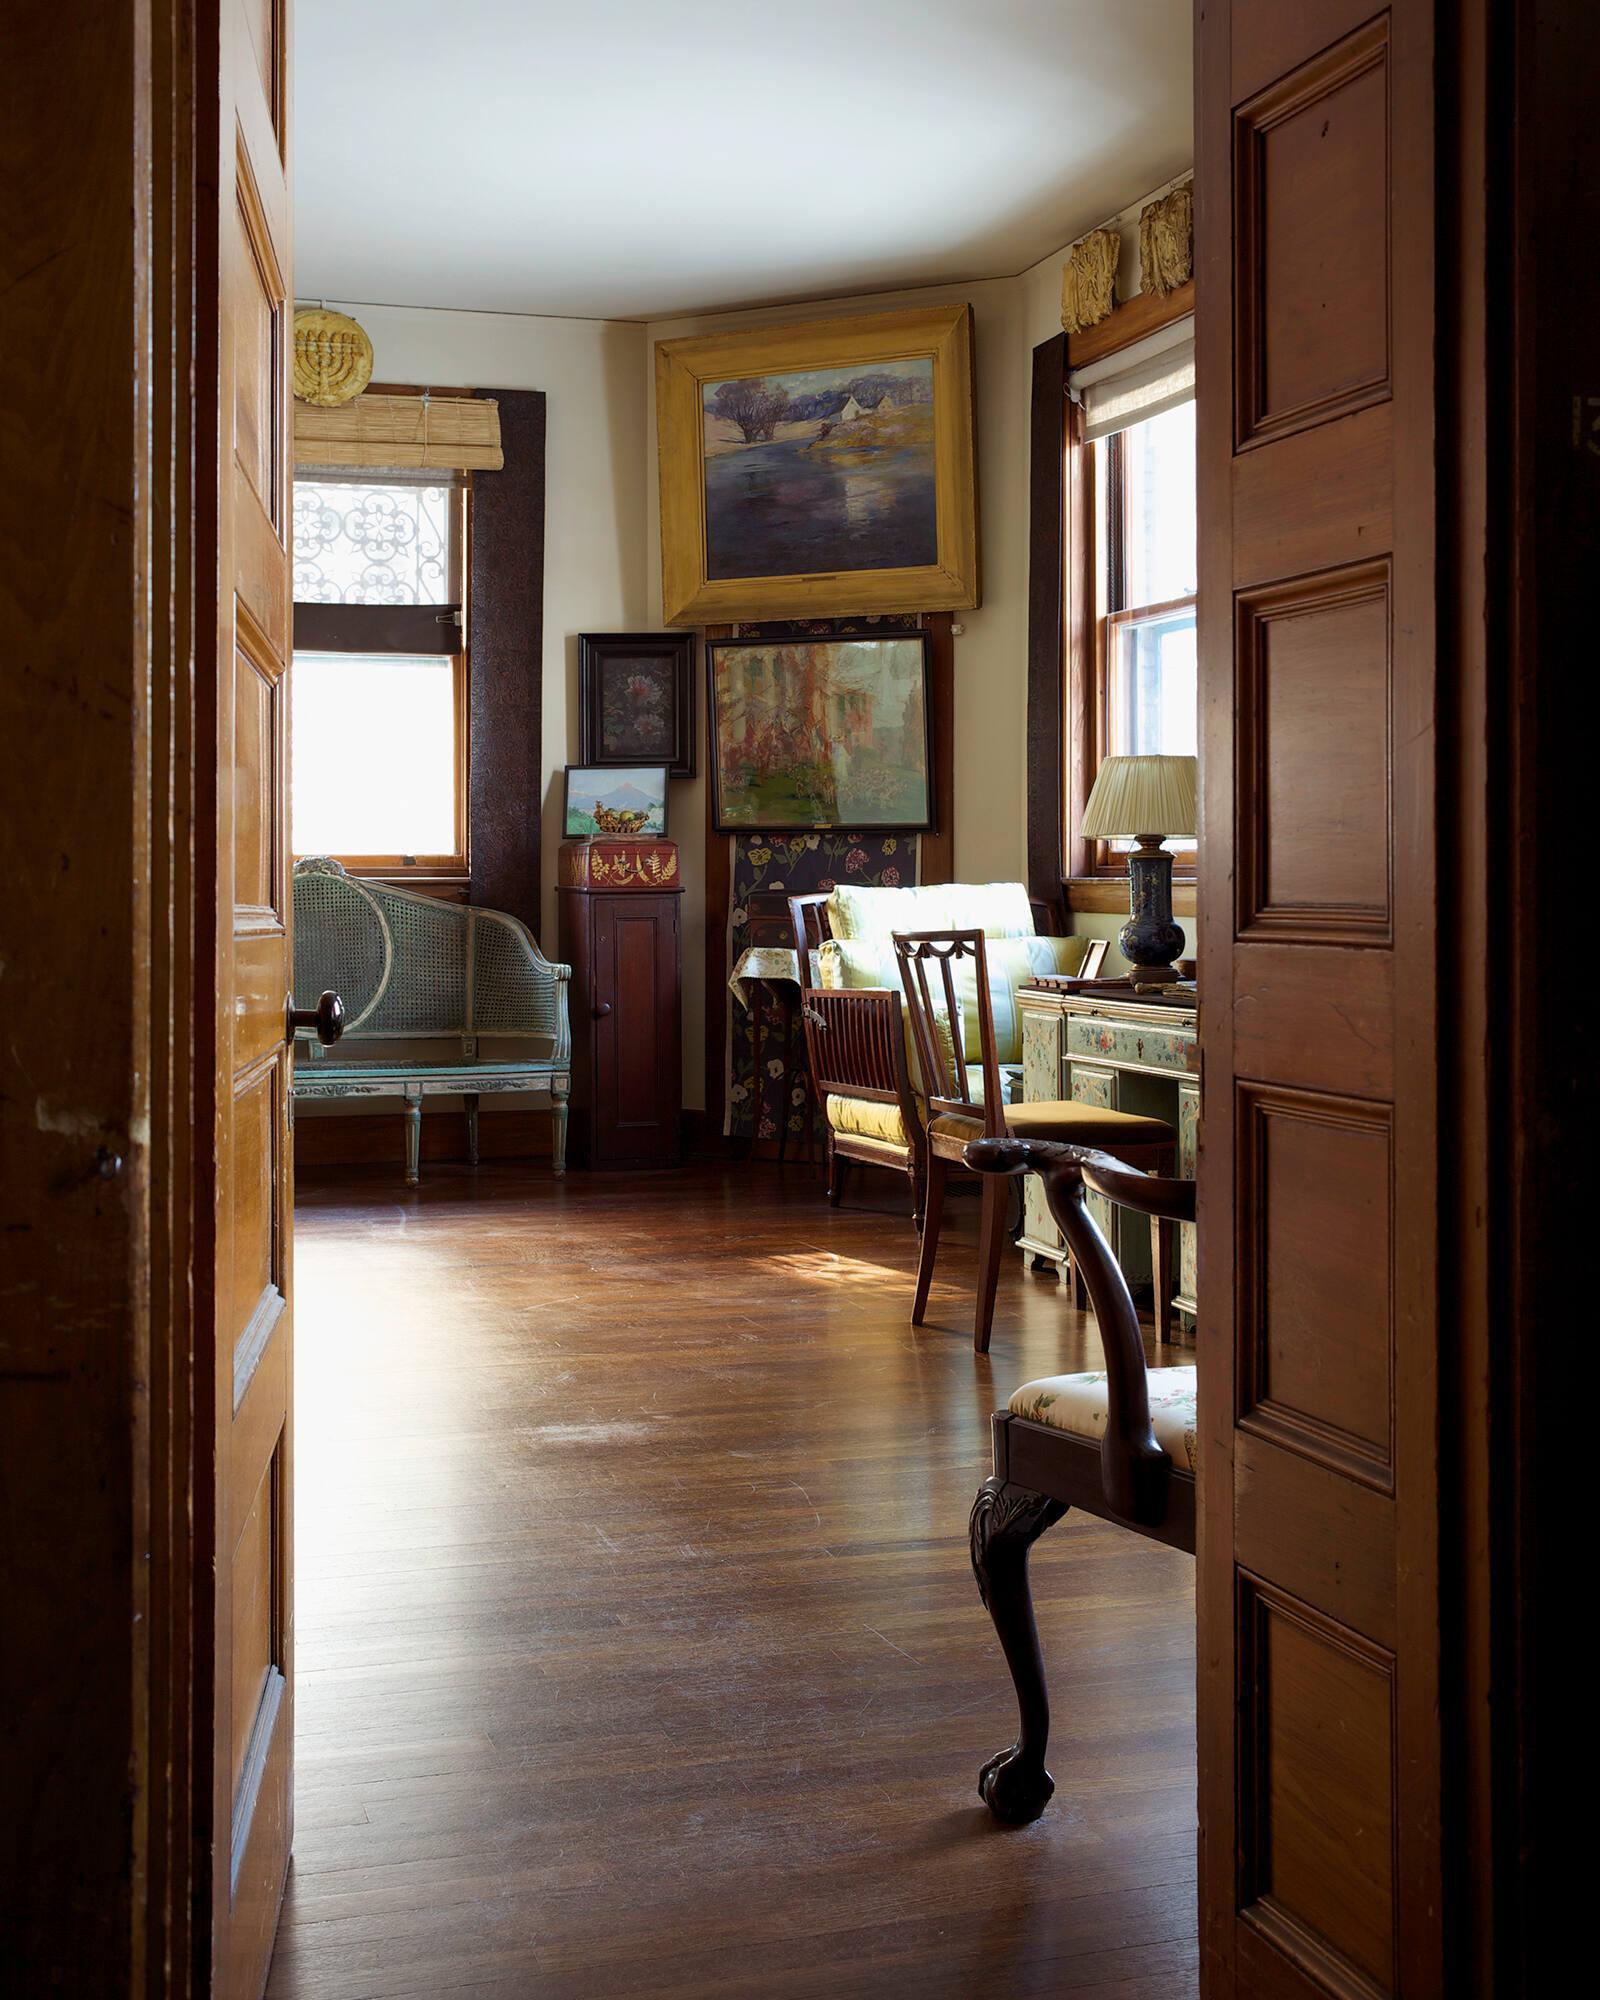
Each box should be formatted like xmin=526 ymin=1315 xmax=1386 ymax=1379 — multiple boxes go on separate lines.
xmin=293 ymin=1 xmax=1192 ymax=322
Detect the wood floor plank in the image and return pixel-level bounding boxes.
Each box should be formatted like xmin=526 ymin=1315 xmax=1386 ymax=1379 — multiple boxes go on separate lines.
xmin=266 ymin=1162 xmax=1197 ymax=1999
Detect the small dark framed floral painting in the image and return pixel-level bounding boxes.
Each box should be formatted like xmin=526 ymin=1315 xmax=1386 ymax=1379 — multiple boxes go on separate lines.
xmin=578 ymin=632 xmax=696 ymax=781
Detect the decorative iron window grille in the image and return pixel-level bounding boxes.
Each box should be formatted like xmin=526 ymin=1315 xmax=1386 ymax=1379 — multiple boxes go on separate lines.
xmin=292 ymin=478 xmax=453 ymax=606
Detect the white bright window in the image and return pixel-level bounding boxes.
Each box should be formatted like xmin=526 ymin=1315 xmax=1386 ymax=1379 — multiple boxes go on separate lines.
xmin=290 ymin=470 xmax=468 ymax=874
xmin=1091 ymin=396 xmax=1197 ymax=858
xmin=291 ymin=652 xmax=460 ymax=860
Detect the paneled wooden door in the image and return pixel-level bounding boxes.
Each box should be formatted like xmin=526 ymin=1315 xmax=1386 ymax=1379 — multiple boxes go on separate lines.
xmin=1195 ymin=2 xmax=1442 ymax=1995
xmin=209 ymin=1 xmax=296 ymax=1993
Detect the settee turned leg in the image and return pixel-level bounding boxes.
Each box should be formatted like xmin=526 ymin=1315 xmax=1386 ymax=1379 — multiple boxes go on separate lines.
xmin=463 ymin=1093 xmax=480 ymax=1170
xmin=403 ymin=1093 xmax=422 ymax=1188
xmin=969 ymin=1476 xmax=1068 ymax=1823
xmin=551 ymin=1086 xmax=569 ymax=1176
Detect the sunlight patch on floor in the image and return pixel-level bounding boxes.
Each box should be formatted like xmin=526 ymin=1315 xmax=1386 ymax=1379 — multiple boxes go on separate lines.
xmin=764 ymin=1249 xmax=907 ymax=1286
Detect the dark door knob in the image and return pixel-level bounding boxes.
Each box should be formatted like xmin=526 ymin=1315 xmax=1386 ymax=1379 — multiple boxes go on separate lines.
xmin=288 ymin=990 xmax=345 ymax=1046
xmin=592 ymin=1000 xmax=613 ymax=1018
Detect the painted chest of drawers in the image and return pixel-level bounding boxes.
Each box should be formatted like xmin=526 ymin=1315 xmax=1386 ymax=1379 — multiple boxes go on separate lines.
xmin=1017 ymin=987 xmax=1200 ymax=1329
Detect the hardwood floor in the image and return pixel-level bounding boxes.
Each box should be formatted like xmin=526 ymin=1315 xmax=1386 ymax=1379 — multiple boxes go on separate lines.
xmin=270 ymin=1161 xmax=1198 ymax=2000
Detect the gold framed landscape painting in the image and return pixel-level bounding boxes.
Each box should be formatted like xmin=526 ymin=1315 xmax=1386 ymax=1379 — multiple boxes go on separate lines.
xmin=655 ymin=303 xmax=979 ymax=624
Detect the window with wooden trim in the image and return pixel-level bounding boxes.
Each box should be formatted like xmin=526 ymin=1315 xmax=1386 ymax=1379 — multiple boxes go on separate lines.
xmin=290 ymin=470 xmax=470 ymax=879
xmin=1074 ymin=390 xmax=1197 ymax=875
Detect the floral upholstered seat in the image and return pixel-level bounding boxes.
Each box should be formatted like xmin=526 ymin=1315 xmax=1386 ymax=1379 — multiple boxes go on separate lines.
xmin=1008 ymin=1366 xmax=1198 ymax=1474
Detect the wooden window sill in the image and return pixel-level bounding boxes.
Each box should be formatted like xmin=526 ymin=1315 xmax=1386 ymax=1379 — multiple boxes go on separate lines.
xmin=1065 ymin=875 xmax=1198 ymax=917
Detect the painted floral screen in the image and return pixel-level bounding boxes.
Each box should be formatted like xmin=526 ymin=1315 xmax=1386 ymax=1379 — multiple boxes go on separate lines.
xmin=726 ymin=831 xmax=915 ymax=1144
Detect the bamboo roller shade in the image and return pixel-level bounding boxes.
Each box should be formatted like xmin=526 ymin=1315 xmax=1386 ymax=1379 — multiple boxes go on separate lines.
xmin=292 ymin=392 xmax=503 ymax=471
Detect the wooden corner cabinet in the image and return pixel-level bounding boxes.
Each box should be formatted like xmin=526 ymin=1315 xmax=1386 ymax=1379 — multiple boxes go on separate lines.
xmin=558 ymin=838 xmax=683 ymax=1169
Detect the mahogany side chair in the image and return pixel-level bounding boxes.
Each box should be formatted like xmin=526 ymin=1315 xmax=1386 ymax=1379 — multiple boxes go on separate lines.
xmin=891 ymin=929 xmax=1178 ymax=1353
xmin=963 ymin=1134 xmax=1197 ymax=1824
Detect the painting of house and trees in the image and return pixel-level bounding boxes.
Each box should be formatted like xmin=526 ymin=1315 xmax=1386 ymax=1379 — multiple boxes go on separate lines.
xmin=702 ymin=357 xmax=936 ymax=581
xmin=707 ymin=633 xmax=932 ymax=832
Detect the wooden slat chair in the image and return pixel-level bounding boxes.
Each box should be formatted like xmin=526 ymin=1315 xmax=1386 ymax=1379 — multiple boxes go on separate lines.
xmin=892 ymin=929 xmax=1177 ymax=1353
xmin=963 ymin=1134 xmax=1196 ymax=1825
xmin=799 ymin=988 xmax=925 ymax=1225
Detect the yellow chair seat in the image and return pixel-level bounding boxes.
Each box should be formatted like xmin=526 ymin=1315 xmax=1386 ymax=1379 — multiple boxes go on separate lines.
xmin=1009 ymin=1366 xmax=1198 ymax=1474
xmin=826 ymin=1093 xmax=911 ymax=1148
xmin=824 ymin=1066 xmax=1022 ymax=1151
xmin=928 ymin=1100 xmax=1175 ymax=1146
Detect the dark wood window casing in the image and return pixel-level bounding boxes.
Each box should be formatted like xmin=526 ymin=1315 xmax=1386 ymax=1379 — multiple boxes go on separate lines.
xmin=291 ymin=462 xmax=471 ymax=885
xmin=1028 ymin=300 xmax=1197 ymax=909
xmin=289 ymin=384 xmax=547 ymax=936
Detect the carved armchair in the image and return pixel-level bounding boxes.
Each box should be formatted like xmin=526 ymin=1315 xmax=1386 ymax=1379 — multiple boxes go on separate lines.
xmin=786 ymin=890 xmax=834 ymax=961
xmin=962 ymin=1135 xmax=1196 ymax=1824
xmin=799 ymin=987 xmax=925 ymax=1225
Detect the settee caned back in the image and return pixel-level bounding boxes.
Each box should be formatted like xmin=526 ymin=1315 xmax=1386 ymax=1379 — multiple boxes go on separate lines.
xmin=291 ymin=860 xmax=564 ymax=1047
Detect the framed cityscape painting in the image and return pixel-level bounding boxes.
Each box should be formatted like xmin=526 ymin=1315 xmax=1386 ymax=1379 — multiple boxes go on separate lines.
xmin=706 ymin=632 xmax=933 ymax=833
xmin=578 ymin=631 xmax=696 ymax=779
xmin=656 ymin=304 xmax=979 ymax=624
xmin=562 ymin=765 xmax=669 ymax=838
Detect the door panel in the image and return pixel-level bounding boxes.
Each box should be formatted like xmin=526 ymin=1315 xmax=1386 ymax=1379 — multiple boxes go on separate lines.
xmin=1197 ymin=1 xmax=1440 ymax=1994
xmin=212 ymin=2 xmax=294 ymax=1995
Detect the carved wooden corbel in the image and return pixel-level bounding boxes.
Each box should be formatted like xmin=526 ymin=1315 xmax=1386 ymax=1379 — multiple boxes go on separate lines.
xmin=1060 ymin=228 xmax=1121 ymax=334
xmin=1138 ymin=180 xmax=1194 ymax=298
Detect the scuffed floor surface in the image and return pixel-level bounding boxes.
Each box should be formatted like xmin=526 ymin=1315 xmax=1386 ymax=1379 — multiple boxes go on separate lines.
xmin=267 ymin=1161 xmax=1197 ymax=2000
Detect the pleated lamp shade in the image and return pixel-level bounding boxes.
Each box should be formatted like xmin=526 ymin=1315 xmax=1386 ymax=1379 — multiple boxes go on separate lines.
xmin=1079 ymin=754 xmax=1198 ymax=839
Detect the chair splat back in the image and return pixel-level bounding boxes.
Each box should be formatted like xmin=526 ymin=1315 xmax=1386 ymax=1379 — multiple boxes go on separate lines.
xmin=891 ymin=928 xmax=1004 ymax=1133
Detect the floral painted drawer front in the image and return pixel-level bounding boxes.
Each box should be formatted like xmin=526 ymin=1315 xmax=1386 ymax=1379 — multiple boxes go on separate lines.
xmin=1177 ymin=1079 xmax=1200 ymax=1312
xmin=1069 ymin=1063 xmax=1120 ymax=1255
xmin=1020 ymin=1007 xmax=1065 ymax=1253
xmin=1066 ymin=1016 xmax=1197 ymax=1073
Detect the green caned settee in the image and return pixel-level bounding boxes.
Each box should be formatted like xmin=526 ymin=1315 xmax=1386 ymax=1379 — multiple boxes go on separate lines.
xmin=291 ymin=858 xmax=572 ymax=1185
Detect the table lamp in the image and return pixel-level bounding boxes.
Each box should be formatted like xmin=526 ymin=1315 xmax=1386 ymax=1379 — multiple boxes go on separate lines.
xmin=1078 ymin=754 xmax=1197 ymax=980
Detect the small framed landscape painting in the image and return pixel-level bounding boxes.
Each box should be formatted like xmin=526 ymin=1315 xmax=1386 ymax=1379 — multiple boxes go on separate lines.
xmin=578 ymin=632 xmax=696 ymax=780
xmin=563 ymin=765 xmax=669 ymax=839
xmin=706 ymin=632 xmax=932 ymax=833
xmin=655 ymin=303 xmax=979 ymax=624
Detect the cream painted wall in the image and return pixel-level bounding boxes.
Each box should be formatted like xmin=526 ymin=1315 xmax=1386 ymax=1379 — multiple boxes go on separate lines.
xmin=643 ymin=275 xmax=1034 ymax=1110
xmin=308 ymin=165 xmax=1191 ymax=1114
xmin=315 ymin=300 xmax=651 ymax=948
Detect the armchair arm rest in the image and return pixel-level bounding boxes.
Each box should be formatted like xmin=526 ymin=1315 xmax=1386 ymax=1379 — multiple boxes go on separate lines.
xmin=965 ymin=1136 xmax=1195 ymax=1223
xmin=964 ymin=1134 xmax=1192 ymax=1525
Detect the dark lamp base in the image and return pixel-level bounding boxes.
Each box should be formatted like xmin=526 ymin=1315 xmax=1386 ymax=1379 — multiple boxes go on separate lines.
xmin=1119 ymin=836 xmax=1186 ymax=973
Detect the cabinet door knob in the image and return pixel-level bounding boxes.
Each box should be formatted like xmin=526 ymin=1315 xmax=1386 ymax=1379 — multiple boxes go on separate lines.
xmin=592 ymin=1001 xmax=612 ymax=1018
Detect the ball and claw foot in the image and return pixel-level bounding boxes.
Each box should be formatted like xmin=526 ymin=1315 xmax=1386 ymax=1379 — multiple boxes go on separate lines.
xmin=979 ymin=1744 xmax=1056 ymax=1824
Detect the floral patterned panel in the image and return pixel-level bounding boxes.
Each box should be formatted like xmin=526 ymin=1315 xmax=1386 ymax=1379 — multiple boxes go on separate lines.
xmin=722 ymin=612 xmax=924 ymax=1148
xmin=726 ymin=831 xmax=917 ymax=1143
